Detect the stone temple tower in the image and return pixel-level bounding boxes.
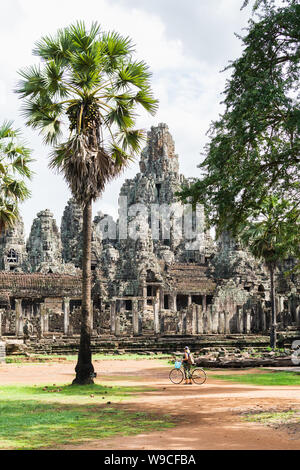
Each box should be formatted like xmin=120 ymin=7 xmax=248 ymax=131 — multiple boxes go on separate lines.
xmin=61 ymin=198 xmax=83 ymax=267
xmin=27 ymin=209 xmax=63 ymax=273
xmin=0 ymin=217 xmax=28 ymax=272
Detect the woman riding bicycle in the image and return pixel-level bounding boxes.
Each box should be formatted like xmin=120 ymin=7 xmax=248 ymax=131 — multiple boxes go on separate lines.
xmin=183 ymin=346 xmax=194 ymax=385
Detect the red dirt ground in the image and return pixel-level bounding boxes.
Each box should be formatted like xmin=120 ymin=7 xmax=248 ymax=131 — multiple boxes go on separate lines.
xmin=1 ymin=359 xmax=300 ymax=450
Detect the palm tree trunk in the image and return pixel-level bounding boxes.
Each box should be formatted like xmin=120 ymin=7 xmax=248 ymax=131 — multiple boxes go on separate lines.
xmin=269 ymin=263 xmax=277 ymax=350
xmin=72 ymin=199 xmax=95 ymax=385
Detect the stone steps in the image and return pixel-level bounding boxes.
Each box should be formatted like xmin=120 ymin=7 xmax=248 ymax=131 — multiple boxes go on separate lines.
xmin=9 ymin=330 xmax=299 ymax=355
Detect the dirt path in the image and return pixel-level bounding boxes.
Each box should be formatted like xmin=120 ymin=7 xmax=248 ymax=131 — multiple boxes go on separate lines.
xmin=1 ymin=359 xmax=300 ymax=450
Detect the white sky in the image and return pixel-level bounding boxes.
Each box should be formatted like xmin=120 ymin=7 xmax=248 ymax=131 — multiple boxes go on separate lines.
xmin=0 ymin=0 xmax=252 ymax=236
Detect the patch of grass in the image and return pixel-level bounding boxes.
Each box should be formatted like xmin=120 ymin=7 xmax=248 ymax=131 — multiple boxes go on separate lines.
xmin=0 ymin=383 xmax=150 ymax=403
xmin=0 ymin=384 xmax=175 ymax=450
xmin=213 ymin=370 xmax=300 ymax=386
xmin=244 ymin=410 xmax=300 ymax=425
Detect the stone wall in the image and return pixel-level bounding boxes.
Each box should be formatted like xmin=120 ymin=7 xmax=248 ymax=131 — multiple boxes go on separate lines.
xmin=0 ymin=341 xmax=5 ymax=363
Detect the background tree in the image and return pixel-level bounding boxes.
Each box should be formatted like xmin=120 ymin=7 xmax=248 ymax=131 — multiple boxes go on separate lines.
xmin=179 ymin=0 xmax=299 ymax=238
xmin=17 ymin=22 xmax=158 ymax=385
xmin=239 ymin=195 xmax=299 ymax=348
xmin=0 ymin=120 xmax=33 ymax=232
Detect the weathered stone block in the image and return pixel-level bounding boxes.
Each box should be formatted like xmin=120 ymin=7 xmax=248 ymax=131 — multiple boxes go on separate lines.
xmin=0 ymin=341 xmax=5 ymax=363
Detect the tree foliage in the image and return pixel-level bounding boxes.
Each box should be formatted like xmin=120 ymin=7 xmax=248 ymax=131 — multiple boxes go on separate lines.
xmin=239 ymin=195 xmax=300 ymax=268
xmin=0 ymin=121 xmax=33 ymax=232
xmin=179 ymin=0 xmax=300 ymax=247
xmin=16 ymin=21 xmax=158 ymax=204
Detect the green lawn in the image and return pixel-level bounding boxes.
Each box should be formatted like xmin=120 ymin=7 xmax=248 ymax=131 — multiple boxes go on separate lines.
xmin=212 ymin=370 xmax=300 ymax=386
xmin=244 ymin=410 xmax=300 ymax=425
xmin=0 ymin=384 xmax=175 ymax=450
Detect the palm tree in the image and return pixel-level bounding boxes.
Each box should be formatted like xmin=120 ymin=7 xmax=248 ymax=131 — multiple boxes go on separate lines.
xmin=239 ymin=196 xmax=299 ymax=349
xmin=0 ymin=120 xmax=33 ymax=232
xmin=16 ymin=22 xmax=158 ymax=384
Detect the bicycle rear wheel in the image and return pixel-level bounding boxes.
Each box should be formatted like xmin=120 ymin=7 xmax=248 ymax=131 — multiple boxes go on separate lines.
xmin=192 ymin=368 xmax=207 ymax=385
xmin=169 ymin=368 xmax=184 ymax=384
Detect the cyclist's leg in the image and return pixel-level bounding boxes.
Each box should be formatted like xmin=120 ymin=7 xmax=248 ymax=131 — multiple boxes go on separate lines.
xmin=183 ymin=363 xmax=189 ymax=383
xmin=187 ymin=365 xmax=192 ymax=384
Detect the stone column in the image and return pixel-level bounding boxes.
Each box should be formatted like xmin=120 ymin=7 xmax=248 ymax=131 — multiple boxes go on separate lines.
xmin=202 ymin=295 xmax=207 ymax=313
xmin=261 ymin=308 xmax=267 ymax=333
xmin=138 ymin=300 xmax=144 ymax=334
xmin=159 ymin=288 xmax=164 ymax=311
xmin=192 ymin=305 xmax=197 ymax=335
xmin=203 ymin=307 xmax=211 ymax=334
xmin=207 ymin=306 xmax=212 ymax=333
xmin=278 ymin=296 xmax=285 ymax=314
xmin=224 ymin=311 xmax=230 ymax=334
xmin=110 ymin=301 xmax=116 ymax=335
xmin=245 ymin=309 xmax=251 ymax=333
xmin=185 ymin=305 xmax=193 ymax=335
xmin=63 ymin=297 xmax=70 ymax=335
xmin=181 ymin=311 xmax=187 ymax=335
xmin=211 ymin=308 xmax=219 ymax=334
xmin=170 ymin=294 xmax=177 ymax=311
xmin=115 ymin=300 xmax=121 ymax=337
xmin=218 ymin=311 xmax=225 ymax=334
xmin=202 ymin=311 xmax=207 ymax=334
xmin=188 ymin=295 xmax=192 ymax=307
xmin=236 ymin=306 xmax=242 ymax=333
xmin=132 ymin=299 xmax=139 ymax=336
xmin=0 ymin=309 xmax=3 ymax=337
xmin=153 ymin=300 xmax=160 ymax=335
xmin=197 ymin=306 xmax=203 ymax=334
xmin=142 ymin=285 xmax=147 ymax=309
xmin=15 ymin=299 xmax=23 ymax=337
xmin=42 ymin=310 xmax=48 ymax=334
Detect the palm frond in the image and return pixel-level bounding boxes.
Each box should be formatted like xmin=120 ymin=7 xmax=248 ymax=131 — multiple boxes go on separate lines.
xmin=33 ymin=28 xmax=74 ymax=63
xmin=1 ymin=176 xmax=31 ymax=201
xmin=100 ymin=31 xmax=134 ymax=70
xmin=21 ymin=96 xmax=63 ymax=145
xmin=116 ymin=128 xmax=146 ymax=153
xmin=115 ymin=61 xmax=152 ymax=90
xmin=16 ymin=65 xmax=46 ymax=98
xmin=105 ymin=103 xmax=136 ymax=130
xmin=0 ymin=121 xmax=20 ymax=139
xmin=44 ymin=60 xmax=69 ymax=98
xmin=0 ymin=199 xmax=19 ymax=233
xmin=133 ymin=88 xmax=159 ymax=115
xmin=70 ymin=21 xmax=101 ymax=52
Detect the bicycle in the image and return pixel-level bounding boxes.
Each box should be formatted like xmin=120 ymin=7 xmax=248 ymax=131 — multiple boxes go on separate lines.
xmin=169 ymin=361 xmax=207 ymax=385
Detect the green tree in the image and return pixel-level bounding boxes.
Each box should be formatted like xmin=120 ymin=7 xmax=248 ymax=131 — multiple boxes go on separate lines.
xmin=16 ymin=22 xmax=158 ymax=384
xmin=179 ymin=0 xmax=300 ymax=237
xmin=239 ymin=195 xmax=299 ymax=348
xmin=0 ymin=120 xmax=33 ymax=232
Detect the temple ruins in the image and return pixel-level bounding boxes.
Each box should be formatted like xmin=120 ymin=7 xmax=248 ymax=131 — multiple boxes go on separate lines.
xmin=0 ymin=124 xmax=299 ymax=353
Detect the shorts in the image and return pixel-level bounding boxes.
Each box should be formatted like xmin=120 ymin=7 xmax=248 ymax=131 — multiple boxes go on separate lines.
xmin=183 ymin=362 xmax=191 ymax=379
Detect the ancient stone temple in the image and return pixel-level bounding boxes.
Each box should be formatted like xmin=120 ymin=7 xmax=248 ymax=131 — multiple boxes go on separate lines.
xmin=0 ymin=218 xmax=29 ymax=272
xmin=27 ymin=209 xmax=63 ymax=273
xmin=0 ymin=123 xmax=299 ymax=351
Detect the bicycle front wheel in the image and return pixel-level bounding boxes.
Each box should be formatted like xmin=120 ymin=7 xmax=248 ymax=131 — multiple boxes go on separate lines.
xmin=192 ymin=368 xmax=207 ymax=385
xmin=169 ymin=368 xmax=184 ymax=384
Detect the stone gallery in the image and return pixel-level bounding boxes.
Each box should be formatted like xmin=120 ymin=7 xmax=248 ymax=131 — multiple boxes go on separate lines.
xmin=0 ymin=124 xmax=299 ymax=350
